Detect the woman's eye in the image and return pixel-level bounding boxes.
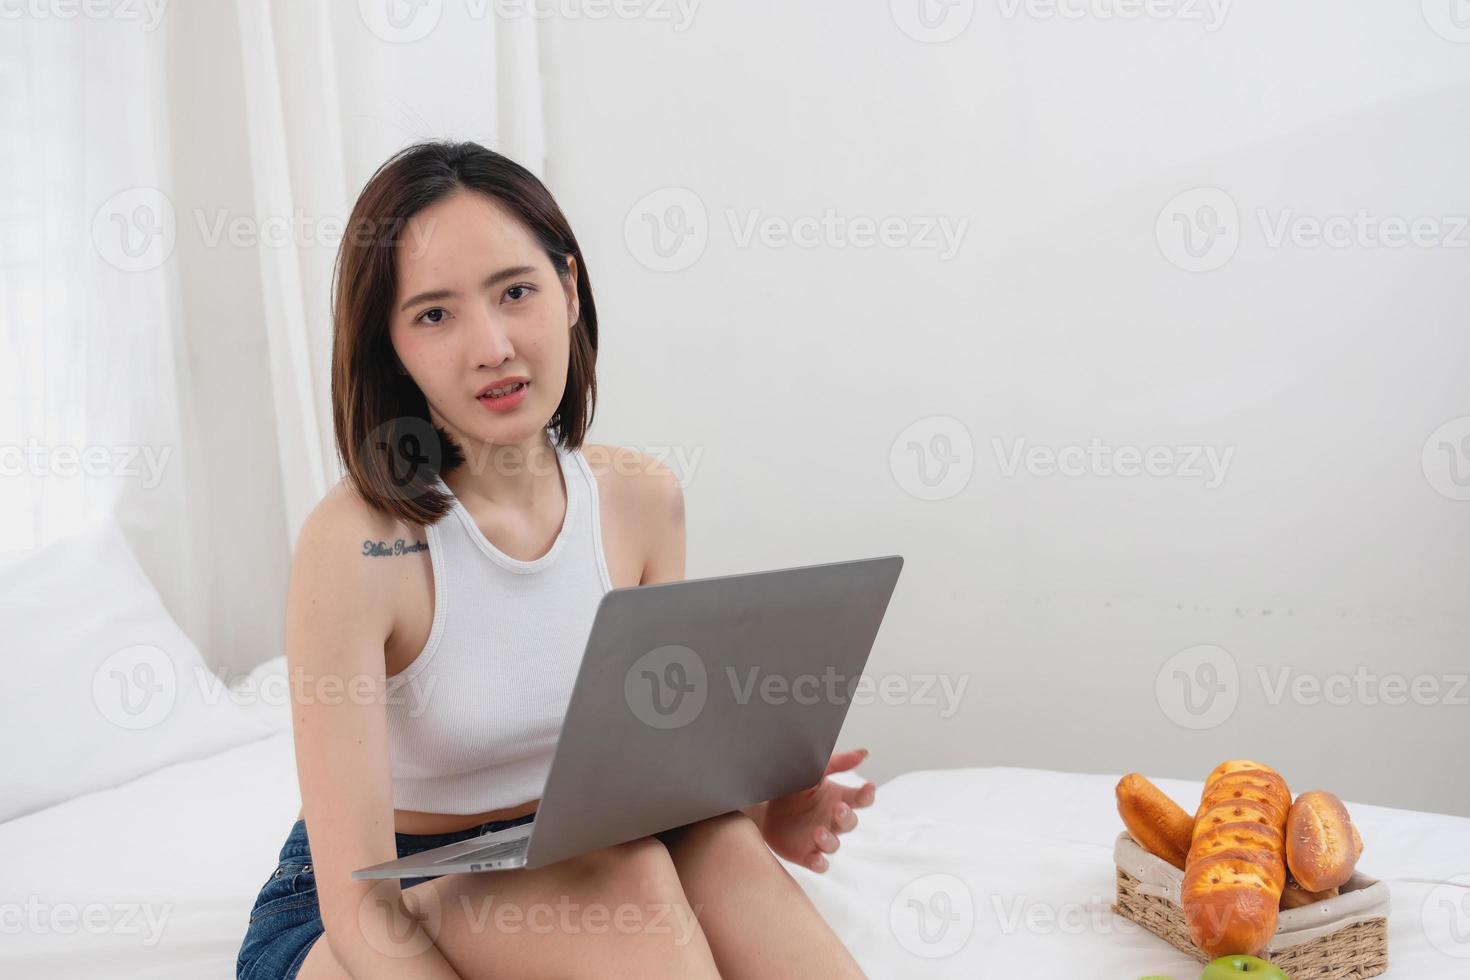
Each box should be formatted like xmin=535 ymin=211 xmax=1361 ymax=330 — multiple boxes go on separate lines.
xmin=505 ymin=284 xmax=535 ymax=302
xmin=416 ymin=307 xmax=449 ymax=325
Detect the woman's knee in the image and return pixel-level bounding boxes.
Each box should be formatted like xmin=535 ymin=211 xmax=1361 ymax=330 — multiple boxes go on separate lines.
xmin=668 ymin=810 xmax=769 ymax=868
xmin=566 ymin=835 xmax=685 ymax=902
xmin=608 ymin=835 xmax=686 ymax=899
xmin=694 ymin=810 xmax=764 ymax=846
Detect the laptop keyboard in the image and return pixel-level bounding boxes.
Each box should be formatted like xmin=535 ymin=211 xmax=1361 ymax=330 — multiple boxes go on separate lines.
xmin=435 ymin=836 xmax=530 ymax=866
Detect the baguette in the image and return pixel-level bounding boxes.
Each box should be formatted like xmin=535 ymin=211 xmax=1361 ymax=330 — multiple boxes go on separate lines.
xmin=1116 ymin=773 xmax=1194 ymax=870
xmin=1181 ymin=760 xmax=1291 ymax=957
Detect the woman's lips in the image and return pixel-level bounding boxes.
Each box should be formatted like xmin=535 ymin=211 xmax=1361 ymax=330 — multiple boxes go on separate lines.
xmin=477 ymin=380 xmax=529 ymax=412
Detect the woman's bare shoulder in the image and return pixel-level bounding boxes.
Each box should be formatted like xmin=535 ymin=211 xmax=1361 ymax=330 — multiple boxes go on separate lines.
xmin=580 ymin=443 xmax=683 ymax=523
xmin=291 ymin=477 xmax=428 ymax=586
xmin=282 ymin=479 xmax=419 ymax=666
xmin=581 ymin=441 xmax=675 ymax=485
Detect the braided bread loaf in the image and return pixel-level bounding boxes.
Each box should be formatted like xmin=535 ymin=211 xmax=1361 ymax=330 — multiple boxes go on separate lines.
xmin=1180 ymin=760 xmax=1291 ymax=957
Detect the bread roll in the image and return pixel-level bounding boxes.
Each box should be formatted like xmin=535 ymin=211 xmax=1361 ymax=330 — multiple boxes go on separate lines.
xmin=1286 ymin=791 xmax=1357 ymax=892
xmin=1280 ymin=879 xmax=1340 ymax=909
xmin=1181 ymin=761 xmax=1291 ymax=957
xmin=1116 ymin=773 xmax=1194 ymax=870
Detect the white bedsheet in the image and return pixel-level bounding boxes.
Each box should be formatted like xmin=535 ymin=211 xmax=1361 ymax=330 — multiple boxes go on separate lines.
xmin=2 ymin=736 xmax=1467 ymax=979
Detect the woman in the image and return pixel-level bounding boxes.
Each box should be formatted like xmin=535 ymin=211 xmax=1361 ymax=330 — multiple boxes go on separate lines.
xmin=236 ymin=140 xmax=877 ymax=979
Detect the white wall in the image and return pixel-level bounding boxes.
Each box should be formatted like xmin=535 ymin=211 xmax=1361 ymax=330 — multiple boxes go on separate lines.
xmin=538 ymin=2 xmax=1470 ymax=815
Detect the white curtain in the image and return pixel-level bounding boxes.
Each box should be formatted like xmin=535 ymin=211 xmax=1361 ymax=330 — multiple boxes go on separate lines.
xmin=232 ymin=0 xmax=548 ymax=551
xmin=0 ymin=16 xmax=208 ymax=646
xmin=0 ymin=4 xmax=546 ymax=672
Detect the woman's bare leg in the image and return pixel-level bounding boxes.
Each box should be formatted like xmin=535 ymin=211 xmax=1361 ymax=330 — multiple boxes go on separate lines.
xmin=297 ymin=836 xmax=721 ymax=980
xmin=658 ymin=811 xmax=864 ymax=980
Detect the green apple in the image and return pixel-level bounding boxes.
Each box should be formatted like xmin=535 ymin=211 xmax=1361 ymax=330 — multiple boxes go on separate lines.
xmin=1199 ymin=955 xmax=1289 ymax=979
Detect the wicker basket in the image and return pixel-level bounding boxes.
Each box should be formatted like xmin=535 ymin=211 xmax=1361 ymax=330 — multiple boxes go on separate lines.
xmin=1112 ymin=833 xmax=1390 ymax=979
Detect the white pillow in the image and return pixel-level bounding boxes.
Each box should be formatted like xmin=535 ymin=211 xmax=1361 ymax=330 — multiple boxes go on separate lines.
xmin=0 ymin=516 xmax=272 ymax=822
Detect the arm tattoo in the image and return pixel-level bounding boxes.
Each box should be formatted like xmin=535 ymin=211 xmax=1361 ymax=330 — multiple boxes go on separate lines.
xmin=361 ymin=538 xmax=429 ymax=557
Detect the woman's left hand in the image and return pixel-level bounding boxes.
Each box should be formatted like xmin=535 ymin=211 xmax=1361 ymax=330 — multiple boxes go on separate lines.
xmin=757 ymin=747 xmax=877 ymax=873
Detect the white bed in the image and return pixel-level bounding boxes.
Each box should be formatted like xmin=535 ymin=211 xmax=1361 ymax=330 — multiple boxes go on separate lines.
xmin=3 ymin=671 xmax=1468 ymax=980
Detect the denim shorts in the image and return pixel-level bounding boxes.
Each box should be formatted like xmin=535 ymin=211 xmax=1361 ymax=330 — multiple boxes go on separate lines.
xmin=235 ymin=810 xmax=538 ymax=980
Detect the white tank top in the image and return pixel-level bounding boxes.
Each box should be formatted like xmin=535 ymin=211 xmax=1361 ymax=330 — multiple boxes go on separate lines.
xmin=383 ymin=440 xmax=614 ymax=814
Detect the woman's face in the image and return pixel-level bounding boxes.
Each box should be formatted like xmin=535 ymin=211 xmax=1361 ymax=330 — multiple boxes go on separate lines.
xmin=389 ymin=189 xmax=578 ymax=463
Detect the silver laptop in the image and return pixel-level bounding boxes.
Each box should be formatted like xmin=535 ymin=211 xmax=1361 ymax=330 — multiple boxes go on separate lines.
xmin=353 ymin=554 xmax=903 ymax=879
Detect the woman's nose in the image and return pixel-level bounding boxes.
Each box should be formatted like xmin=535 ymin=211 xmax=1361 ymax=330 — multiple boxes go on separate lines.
xmin=471 ymin=310 xmax=515 ymax=366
